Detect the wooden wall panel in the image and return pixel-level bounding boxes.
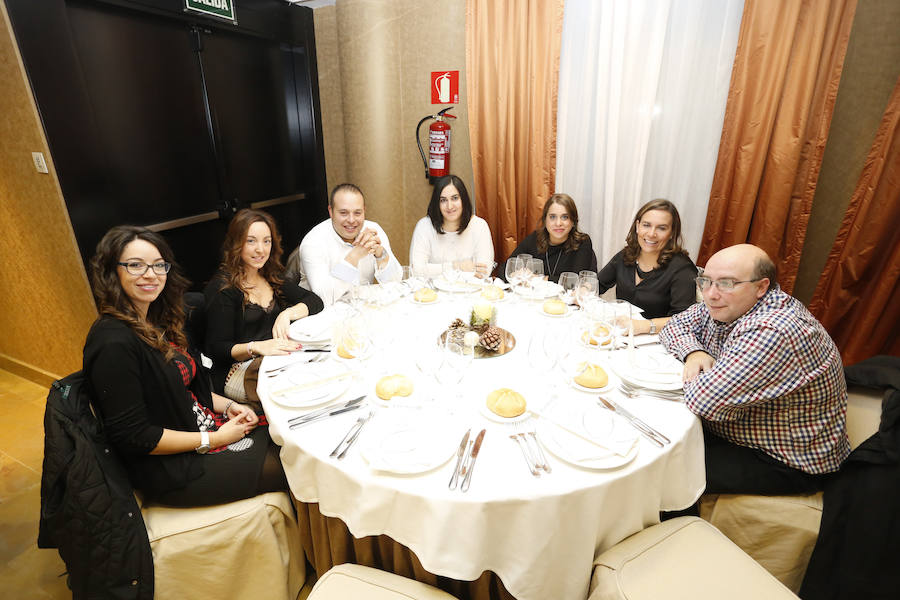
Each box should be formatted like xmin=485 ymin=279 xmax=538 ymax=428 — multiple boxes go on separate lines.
xmin=0 ymin=0 xmax=97 ymax=384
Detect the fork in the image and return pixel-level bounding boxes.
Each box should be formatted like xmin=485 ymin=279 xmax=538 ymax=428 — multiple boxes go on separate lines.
xmin=524 ymin=430 xmax=551 ymax=473
xmin=618 ymin=382 xmax=684 ymax=401
xmin=507 ymin=424 xmax=540 ymax=476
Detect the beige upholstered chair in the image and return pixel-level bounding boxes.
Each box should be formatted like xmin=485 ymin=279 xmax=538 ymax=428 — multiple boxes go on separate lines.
xmin=308 ymin=563 xmax=459 ymax=600
xmin=140 ymin=491 xmax=305 ymax=600
xmin=698 ymin=384 xmax=885 ymax=592
xmin=588 ymin=516 xmax=798 ymax=600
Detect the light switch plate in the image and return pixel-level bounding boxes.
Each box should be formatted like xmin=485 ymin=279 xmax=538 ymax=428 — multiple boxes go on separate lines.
xmin=32 ymin=152 xmax=49 ymax=174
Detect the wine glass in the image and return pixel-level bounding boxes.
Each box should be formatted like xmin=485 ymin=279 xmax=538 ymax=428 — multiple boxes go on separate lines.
xmin=558 ymin=272 xmax=578 ymax=303
xmin=436 ymin=339 xmax=472 ymax=410
xmin=575 ymin=276 xmax=599 ymax=308
xmin=415 ymin=336 xmax=444 ymax=399
xmin=611 ymin=299 xmax=633 ymax=350
xmin=527 ymin=331 xmax=556 ymax=397
xmin=505 ymin=257 xmax=525 ymax=289
xmin=456 ymin=257 xmax=476 ymax=286
xmin=442 ymin=260 xmax=460 ymax=292
xmin=526 ymin=258 xmax=544 ymax=298
xmin=579 ymin=270 xmax=597 ymax=281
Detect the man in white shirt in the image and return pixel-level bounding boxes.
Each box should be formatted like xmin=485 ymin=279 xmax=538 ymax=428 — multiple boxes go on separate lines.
xmin=298 ymin=183 xmax=401 ymax=305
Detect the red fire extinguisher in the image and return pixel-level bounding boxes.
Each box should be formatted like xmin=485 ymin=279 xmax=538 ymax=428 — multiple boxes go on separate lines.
xmin=416 ymin=107 xmax=456 ymax=182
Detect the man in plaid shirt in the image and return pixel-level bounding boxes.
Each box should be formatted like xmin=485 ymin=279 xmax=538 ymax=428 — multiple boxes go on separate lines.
xmin=660 ymin=244 xmax=850 ymax=494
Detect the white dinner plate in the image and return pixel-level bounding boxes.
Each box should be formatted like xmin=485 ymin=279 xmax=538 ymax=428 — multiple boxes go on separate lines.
xmin=360 ymin=409 xmax=462 ymax=474
xmin=512 ymin=281 xmax=563 ymax=299
xmin=608 ymin=349 xmax=684 ymax=392
xmin=536 ymin=399 xmax=639 ymax=470
xmin=433 ymin=278 xmax=480 ymax=293
xmin=289 ymin=306 xmax=350 ymax=343
xmin=269 ymin=361 xmax=352 ymax=408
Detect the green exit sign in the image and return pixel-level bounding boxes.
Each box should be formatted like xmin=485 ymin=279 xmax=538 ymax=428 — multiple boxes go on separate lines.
xmin=185 ymin=0 xmax=236 ymax=22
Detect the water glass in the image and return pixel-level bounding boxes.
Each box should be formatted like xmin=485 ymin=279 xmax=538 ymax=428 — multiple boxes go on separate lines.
xmin=505 ymin=257 xmax=525 ymax=287
xmin=558 ymin=272 xmax=578 ymax=302
xmin=526 ymin=258 xmax=544 ymax=296
xmin=575 ymin=276 xmax=599 ymax=307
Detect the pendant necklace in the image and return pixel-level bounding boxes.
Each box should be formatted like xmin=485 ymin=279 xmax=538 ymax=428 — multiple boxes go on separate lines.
xmin=546 ymin=248 xmax=563 ymax=279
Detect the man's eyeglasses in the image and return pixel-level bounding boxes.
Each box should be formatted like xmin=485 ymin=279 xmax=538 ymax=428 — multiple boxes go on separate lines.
xmin=695 ymin=276 xmax=761 ymax=292
xmin=118 ymin=261 xmax=171 ymax=276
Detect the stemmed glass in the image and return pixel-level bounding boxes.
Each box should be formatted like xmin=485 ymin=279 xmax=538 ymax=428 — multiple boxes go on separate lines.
xmin=414 ymin=336 xmax=444 ymax=400
xmin=527 ymin=331 xmax=557 ymax=398
xmin=442 ymin=260 xmax=460 ymax=293
xmin=526 ymin=258 xmax=544 ymax=298
xmin=548 ymin=325 xmax=585 ymax=396
xmin=505 ymin=257 xmax=525 ymax=291
xmin=558 ymin=272 xmax=578 ymax=303
xmin=436 ymin=339 xmax=473 ymax=412
xmin=611 ymin=299 xmax=634 ymax=351
xmin=575 ymin=275 xmax=599 ymax=308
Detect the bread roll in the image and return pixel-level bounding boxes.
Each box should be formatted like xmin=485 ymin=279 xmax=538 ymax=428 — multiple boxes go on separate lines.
xmin=543 ymin=299 xmax=567 ymax=315
xmin=486 ymin=388 xmax=527 ymax=418
xmin=375 ymin=374 xmax=414 ymax=400
xmin=414 ymin=287 xmax=437 ymax=303
xmin=581 ymin=325 xmax=611 ymax=346
xmin=480 ymin=285 xmax=505 ymax=301
xmin=574 ymin=363 xmax=609 ymax=389
xmin=336 ymin=344 xmax=356 ymax=359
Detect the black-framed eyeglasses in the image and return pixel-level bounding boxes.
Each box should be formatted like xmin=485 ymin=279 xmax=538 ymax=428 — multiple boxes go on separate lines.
xmin=695 ymin=276 xmax=761 ymax=292
xmin=118 ymin=261 xmax=171 ymax=276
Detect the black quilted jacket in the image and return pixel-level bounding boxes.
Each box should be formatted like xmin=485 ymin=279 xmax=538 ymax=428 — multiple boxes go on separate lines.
xmin=38 ymin=371 xmax=154 ymax=599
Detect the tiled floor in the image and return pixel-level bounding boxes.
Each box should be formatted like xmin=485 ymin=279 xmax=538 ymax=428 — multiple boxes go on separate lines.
xmin=0 ymin=368 xmax=315 ymax=599
xmin=0 ymin=370 xmax=69 ymax=599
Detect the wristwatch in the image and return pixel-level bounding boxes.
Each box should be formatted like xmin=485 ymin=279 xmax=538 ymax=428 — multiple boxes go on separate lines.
xmin=195 ymin=431 xmax=211 ymax=454
xmin=648 ymin=321 xmax=658 ymax=335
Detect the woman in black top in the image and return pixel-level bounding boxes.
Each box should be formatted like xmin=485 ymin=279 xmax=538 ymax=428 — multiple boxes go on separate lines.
xmin=597 ymin=199 xmax=697 ymax=333
xmin=83 ymin=226 xmax=286 ymax=506
xmin=504 ymin=193 xmax=597 ymax=283
xmin=204 ymin=209 xmax=323 ymax=399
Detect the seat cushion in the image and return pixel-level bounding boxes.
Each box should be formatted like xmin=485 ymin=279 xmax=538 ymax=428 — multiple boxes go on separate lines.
xmin=142 ymin=491 xmax=304 ymax=600
xmin=589 ymin=516 xmax=797 ymax=600
xmin=308 ymin=563 xmax=459 ymax=600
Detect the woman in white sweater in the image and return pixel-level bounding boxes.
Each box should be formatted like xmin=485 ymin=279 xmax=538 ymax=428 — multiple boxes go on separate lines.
xmin=409 ymin=175 xmax=495 ymax=277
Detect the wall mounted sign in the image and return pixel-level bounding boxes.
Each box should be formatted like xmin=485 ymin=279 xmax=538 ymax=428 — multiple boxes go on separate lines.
xmin=431 ymin=71 xmax=459 ymax=104
xmin=185 ymin=0 xmax=236 ymax=23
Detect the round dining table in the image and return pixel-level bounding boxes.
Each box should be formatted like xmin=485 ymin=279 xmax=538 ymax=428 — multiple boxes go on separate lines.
xmin=258 ymin=283 xmax=705 ymax=600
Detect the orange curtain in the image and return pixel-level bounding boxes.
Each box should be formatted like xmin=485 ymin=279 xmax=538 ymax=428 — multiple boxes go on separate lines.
xmin=698 ymin=0 xmax=857 ymax=294
xmin=466 ymin=0 xmax=564 ymax=261
xmin=809 ymin=77 xmax=900 ymax=364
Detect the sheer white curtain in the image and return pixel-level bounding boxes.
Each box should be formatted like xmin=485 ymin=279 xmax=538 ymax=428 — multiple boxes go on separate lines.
xmin=555 ymin=0 xmax=744 ymax=266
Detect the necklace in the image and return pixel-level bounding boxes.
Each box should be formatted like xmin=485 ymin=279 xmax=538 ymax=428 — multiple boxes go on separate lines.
xmin=546 ymin=248 xmax=563 ymax=279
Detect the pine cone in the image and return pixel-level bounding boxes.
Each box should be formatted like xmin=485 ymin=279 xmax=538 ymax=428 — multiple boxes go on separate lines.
xmin=449 ymin=318 xmax=467 ymax=330
xmin=479 ymin=326 xmax=503 ymax=352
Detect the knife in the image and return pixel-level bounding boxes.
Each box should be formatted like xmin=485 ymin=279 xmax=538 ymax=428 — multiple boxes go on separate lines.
xmin=287 ymin=396 xmax=365 ymax=424
xmin=460 ymin=429 xmax=486 ymax=492
xmin=335 ymin=411 xmax=374 ymax=459
xmin=288 ymin=403 xmax=363 ymax=429
xmin=448 ymin=429 xmax=471 ymax=490
xmin=597 ymin=396 xmax=669 ymax=447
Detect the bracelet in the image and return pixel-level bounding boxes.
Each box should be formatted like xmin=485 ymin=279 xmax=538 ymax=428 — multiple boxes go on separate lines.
xmin=223 ymin=400 xmax=235 ymax=417
xmin=247 ymin=341 xmax=255 ymax=358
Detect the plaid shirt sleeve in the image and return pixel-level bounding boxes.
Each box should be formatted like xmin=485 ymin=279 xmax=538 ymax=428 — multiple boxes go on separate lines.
xmin=684 ymin=324 xmax=806 ymax=421
xmin=658 ymin=302 xmax=708 ymax=360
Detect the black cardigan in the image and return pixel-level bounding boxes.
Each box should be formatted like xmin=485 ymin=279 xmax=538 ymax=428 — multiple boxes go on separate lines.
xmin=203 ymin=274 xmax=324 ymax=393
xmin=597 ymin=250 xmax=697 ymax=319
xmin=503 ymin=231 xmax=598 ymax=283
xmin=83 ymin=317 xmax=211 ymax=499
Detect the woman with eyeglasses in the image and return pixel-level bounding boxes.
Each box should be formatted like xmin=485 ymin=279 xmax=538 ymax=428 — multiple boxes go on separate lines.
xmin=204 ymin=209 xmax=323 ymax=405
xmin=82 ymin=226 xmax=287 ymax=506
xmin=502 ymin=193 xmax=597 ymax=283
xmin=597 ymin=199 xmax=697 ymax=334
xmin=409 ymin=175 xmax=495 ymax=277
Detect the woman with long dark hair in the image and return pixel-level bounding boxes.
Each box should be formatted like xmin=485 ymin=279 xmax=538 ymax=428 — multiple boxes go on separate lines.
xmin=503 ymin=193 xmax=597 ymax=283
xmin=83 ymin=225 xmax=286 ymax=506
xmin=204 ymin=209 xmax=323 ymax=401
xmin=409 ymin=174 xmax=494 ymax=277
xmin=597 ymin=199 xmax=697 ymax=333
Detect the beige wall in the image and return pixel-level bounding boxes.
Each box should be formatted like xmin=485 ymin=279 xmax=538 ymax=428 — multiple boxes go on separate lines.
xmin=0 ymin=0 xmax=97 ymax=384
xmin=313 ymin=0 xmax=475 ymax=265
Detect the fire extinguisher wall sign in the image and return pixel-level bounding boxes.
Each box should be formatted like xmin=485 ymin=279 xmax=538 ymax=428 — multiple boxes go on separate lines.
xmin=431 ymin=71 xmax=459 ymax=104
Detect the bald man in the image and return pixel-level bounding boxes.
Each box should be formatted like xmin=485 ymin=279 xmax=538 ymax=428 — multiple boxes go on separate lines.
xmin=660 ymin=244 xmax=850 ymax=495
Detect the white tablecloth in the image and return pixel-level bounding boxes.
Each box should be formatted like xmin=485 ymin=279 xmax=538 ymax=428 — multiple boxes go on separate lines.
xmin=259 ymin=292 xmax=705 ymax=600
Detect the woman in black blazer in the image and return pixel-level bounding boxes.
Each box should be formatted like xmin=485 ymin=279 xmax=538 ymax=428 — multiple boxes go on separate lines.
xmin=83 ymin=225 xmax=286 ymax=506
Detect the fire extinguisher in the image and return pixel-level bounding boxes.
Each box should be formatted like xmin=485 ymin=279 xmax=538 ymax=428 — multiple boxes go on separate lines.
xmin=416 ymin=107 xmax=456 ymax=182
